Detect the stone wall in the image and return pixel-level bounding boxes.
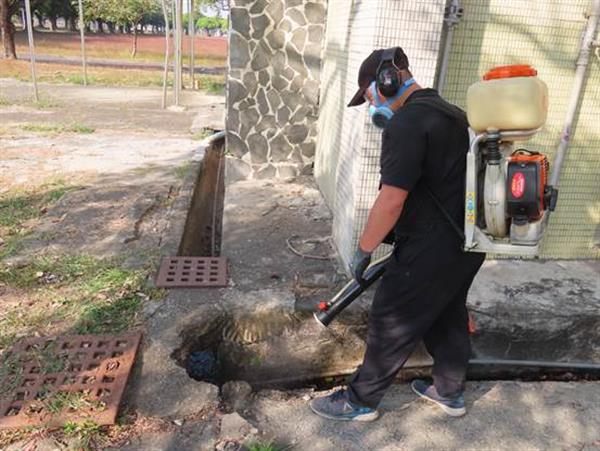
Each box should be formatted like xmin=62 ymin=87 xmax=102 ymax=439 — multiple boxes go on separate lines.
xmin=226 ymin=0 xmax=327 ymax=181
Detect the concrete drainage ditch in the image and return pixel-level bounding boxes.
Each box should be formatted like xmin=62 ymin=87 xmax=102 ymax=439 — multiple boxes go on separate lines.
xmin=178 ymin=133 xmax=225 ymax=258
xmin=171 ymin=308 xmax=600 ymax=391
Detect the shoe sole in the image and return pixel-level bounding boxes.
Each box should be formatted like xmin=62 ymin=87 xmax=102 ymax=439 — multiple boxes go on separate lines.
xmin=309 ymin=402 xmax=380 ymax=422
xmin=411 ymin=383 xmax=466 ymax=417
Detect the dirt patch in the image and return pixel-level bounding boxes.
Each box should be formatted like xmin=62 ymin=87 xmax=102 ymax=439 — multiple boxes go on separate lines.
xmin=0 ymin=78 xmax=224 ymax=134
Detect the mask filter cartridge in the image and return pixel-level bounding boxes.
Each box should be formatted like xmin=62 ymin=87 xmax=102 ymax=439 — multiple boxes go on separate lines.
xmin=367 ymin=78 xmax=415 ymax=128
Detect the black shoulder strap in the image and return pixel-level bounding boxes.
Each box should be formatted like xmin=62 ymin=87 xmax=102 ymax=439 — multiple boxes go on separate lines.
xmin=425 ymin=187 xmax=465 ymax=241
xmin=406 ymin=96 xmax=467 ymax=241
xmin=408 ymin=96 xmax=469 ymax=127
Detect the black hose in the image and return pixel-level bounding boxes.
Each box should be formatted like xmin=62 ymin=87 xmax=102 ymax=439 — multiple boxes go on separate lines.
xmin=485 ymin=131 xmax=502 ymax=164
xmin=469 ymin=358 xmax=600 ymax=371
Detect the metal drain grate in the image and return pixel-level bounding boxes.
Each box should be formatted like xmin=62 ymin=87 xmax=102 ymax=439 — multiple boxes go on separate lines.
xmin=0 ymin=333 xmax=141 ymax=429
xmin=155 ymin=257 xmax=227 ymax=288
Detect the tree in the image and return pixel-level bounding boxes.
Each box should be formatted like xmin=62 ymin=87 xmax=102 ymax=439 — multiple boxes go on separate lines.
xmin=1 ymin=0 xmax=44 ymax=59
xmin=81 ymin=0 xmax=160 ymax=56
xmin=37 ymin=0 xmax=76 ymax=31
xmin=196 ymin=14 xmax=224 ymax=35
xmin=120 ymin=0 xmax=161 ymax=56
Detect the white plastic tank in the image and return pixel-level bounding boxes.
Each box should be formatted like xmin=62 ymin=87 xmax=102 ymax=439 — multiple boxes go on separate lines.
xmin=467 ymin=65 xmax=548 ymax=132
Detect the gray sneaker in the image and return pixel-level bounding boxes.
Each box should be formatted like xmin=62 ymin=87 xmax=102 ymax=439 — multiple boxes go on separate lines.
xmin=411 ymin=379 xmax=466 ymax=417
xmin=309 ymin=389 xmax=379 ymax=422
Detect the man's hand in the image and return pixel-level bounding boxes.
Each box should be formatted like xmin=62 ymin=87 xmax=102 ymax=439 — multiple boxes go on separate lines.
xmin=351 ymin=247 xmax=372 ymax=284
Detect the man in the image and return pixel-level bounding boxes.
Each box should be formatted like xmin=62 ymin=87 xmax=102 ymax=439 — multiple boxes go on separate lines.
xmin=310 ymin=47 xmax=485 ymax=421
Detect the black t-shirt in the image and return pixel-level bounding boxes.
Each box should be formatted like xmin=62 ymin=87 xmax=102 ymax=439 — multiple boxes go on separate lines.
xmin=380 ymin=88 xmax=469 ymax=234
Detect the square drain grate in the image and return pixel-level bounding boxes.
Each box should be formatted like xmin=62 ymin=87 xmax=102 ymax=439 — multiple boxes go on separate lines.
xmin=155 ymin=256 xmax=227 ymax=288
xmin=0 ymin=333 xmax=141 ymax=429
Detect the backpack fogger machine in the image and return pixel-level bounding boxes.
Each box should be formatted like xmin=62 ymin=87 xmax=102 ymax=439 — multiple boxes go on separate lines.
xmin=316 ymin=65 xmax=560 ymax=328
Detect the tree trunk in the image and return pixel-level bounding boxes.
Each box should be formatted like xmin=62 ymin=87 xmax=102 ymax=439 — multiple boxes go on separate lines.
xmin=50 ymin=15 xmax=57 ymax=31
xmin=67 ymin=17 xmax=76 ymax=32
xmin=0 ymin=0 xmax=16 ymax=59
xmin=34 ymin=12 xmax=43 ymax=29
xmin=97 ymin=19 xmax=103 ymax=33
xmin=131 ymin=23 xmax=138 ymax=57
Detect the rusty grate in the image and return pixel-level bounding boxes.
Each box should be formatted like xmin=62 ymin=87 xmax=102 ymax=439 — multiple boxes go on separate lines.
xmin=155 ymin=256 xmax=227 ymax=288
xmin=0 ymin=333 xmax=141 ymax=429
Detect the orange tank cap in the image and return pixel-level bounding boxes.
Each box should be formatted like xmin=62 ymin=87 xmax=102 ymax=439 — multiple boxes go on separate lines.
xmin=483 ymin=65 xmax=538 ymax=80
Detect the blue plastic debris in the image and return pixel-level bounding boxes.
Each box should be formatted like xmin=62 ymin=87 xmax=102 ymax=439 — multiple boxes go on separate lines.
xmin=186 ymin=349 xmax=219 ymax=382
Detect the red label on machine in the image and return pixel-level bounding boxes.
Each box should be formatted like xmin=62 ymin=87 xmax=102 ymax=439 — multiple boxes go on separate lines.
xmin=511 ymin=172 xmax=526 ymax=198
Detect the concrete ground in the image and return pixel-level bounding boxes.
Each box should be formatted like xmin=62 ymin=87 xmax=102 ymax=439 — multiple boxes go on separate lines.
xmin=251 ymin=381 xmax=600 ymax=450
xmin=107 ymin=379 xmax=600 ymax=450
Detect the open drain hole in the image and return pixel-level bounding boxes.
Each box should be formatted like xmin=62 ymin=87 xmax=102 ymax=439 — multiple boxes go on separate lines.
xmin=171 ymin=311 xmax=321 ymax=388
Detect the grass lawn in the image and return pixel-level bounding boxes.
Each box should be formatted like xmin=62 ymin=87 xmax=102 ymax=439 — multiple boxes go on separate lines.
xmin=0 ymin=59 xmax=225 ymax=93
xmin=20 ymin=122 xmax=95 ymax=134
xmin=0 ymin=181 xmax=163 ymax=351
xmin=0 ymin=180 xmax=73 ymax=260
xmin=0 ymin=253 xmax=156 ymax=350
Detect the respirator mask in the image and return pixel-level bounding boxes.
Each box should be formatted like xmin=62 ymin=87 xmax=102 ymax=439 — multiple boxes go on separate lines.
xmin=366 ymin=78 xmax=415 ymax=128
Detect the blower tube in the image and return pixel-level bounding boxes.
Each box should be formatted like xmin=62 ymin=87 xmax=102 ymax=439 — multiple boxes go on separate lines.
xmin=314 ymin=254 xmax=391 ymax=327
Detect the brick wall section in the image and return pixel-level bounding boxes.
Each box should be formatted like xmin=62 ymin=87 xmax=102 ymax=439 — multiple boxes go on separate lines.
xmin=226 ymin=0 xmax=327 ymax=181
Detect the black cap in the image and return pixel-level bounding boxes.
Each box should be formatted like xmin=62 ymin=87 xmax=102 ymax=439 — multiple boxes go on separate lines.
xmin=347 ymin=47 xmax=410 ymax=107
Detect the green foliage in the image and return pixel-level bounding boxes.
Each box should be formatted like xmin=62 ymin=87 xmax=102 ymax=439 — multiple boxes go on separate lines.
xmin=195 ymin=0 xmax=230 ymax=16
xmin=0 ymin=254 xmax=159 ymax=350
xmin=196 ymin=74 xmax=225 ymax=95
xmin=62 ymin=420 xmax=101 ymax=451
xmin=68 ymin=122 xmax=96 ymax=133
xmin=63 ymin=420 xmax=101 ymax=437
xmin=20 ymin=122 xmax=95 ymax=134
xmin=192 ymin=128 xmax=214 ymax=141
xmin=37 ymin=0 xmax=76 ymax=21
xmin=246 ymin=442 xmax=288 ymax=451
xmin=0 ymin=179 xmax=71 ymax=236
xmin=81 ymin=0 xmax=160 ymax=26
xmin=196 ymin=15 xmax=226 ymax=32
xmin=74 ymin=293 xmax=142 ymax=335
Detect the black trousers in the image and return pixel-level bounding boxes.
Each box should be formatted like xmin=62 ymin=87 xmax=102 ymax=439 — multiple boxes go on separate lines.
xmin=348 ymin=227 xmax=485 ymax=408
